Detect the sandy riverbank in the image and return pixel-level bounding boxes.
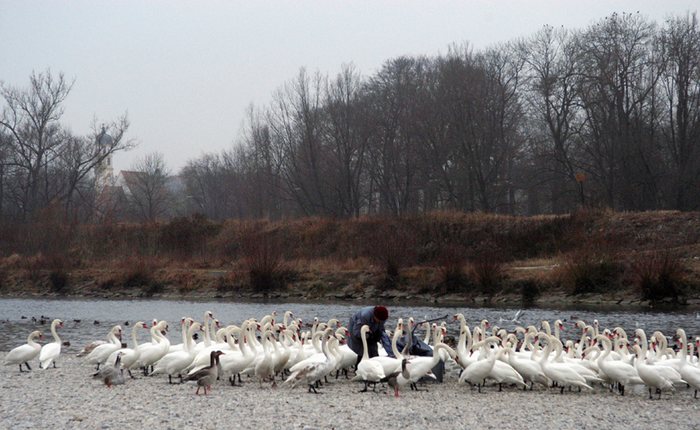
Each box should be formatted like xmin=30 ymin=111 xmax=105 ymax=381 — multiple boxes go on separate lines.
xmin=1 ymin=353 xmax=698 ymax=430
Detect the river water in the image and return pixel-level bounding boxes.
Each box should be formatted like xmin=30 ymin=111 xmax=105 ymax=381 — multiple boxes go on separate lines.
xmin=0 ymin=298 xmax=698 ymax=352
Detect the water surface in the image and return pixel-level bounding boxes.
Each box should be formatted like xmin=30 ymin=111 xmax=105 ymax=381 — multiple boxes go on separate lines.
xmin=1 ymin=298 xmax=698 ymax=352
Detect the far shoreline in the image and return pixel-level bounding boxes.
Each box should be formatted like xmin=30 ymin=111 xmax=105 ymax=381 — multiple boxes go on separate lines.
xmin=1 ymin=287 xmax=698 ymax=312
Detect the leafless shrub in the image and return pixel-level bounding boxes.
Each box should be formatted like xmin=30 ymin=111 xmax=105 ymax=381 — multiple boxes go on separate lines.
xmin=630 ymin=251 xmax=685 ymax=304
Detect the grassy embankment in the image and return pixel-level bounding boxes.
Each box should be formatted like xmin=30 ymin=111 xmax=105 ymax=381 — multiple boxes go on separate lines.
xmin=0 ymin=209 xmax=698 ymax=309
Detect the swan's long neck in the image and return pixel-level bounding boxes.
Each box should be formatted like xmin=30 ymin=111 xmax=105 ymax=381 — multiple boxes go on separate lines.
xmin=540 ymin=339 xmax=552 ymax=366
xmin=185 ymin=324 xmax=197 ymax=353
xmin=360 ymin=327 xmax=370 ymax=361
xmin=181 ymin=319 xmax=190 ymax=347
xmin=27 ymin=332 xmax=40 ymax=347
xmin=636 ymin=330 xmax=649 ymax=357
xmin=50 ymin=321 xmax=61 ymax=343
xmin=131 ymin=325 xmax=140 ymax=348
xmin=391 ymin=328 xmax=403 ymax=359
xmin=203 ymin=316 xmax=212 ymax=347
xmin=596 ymin=338 xmax=611 ymax=364
xmin=109 ymin=329 xmax=120 ymax=345
xmin=423 ymin=324 xmax=431 ymax=345
xmin=312 ymin=330 xmax=323 ymax=353
xmin=677 ymin=329 xmax=688 ymax=364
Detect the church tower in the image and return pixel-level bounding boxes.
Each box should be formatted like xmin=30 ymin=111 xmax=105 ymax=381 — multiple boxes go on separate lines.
xmin=95 ymin=125 xmax=114 ymax=187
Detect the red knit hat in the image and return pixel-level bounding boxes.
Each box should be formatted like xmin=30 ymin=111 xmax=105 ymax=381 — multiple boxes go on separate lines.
xmin=373 ymin=306 xmax=389 ymax=321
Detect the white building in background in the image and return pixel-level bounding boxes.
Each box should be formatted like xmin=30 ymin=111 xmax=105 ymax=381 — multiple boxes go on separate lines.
xmin=94 ymin=125 xmax=115 ymax=188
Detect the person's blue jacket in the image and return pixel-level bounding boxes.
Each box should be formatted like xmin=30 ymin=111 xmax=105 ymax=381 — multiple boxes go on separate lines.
xmin=347 ymin=306 xmax=392 ymax=360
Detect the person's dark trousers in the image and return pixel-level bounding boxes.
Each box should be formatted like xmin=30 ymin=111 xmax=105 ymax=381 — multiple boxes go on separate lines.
xmin=349 ymin=335 xmax=378 ymax=364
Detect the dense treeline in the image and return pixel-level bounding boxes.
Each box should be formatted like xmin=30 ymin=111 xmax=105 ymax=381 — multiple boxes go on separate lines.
xmin=1 ymin=12 xmax=699 ymax=226
xmin=183 ymin=12 xmax=700 ymax=219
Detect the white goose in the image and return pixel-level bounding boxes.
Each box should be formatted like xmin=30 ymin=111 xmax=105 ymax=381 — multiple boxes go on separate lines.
xmin=39 ymin=319 xmax=64 ymax=369
xmin=85 ymin=325 xmax=123 ymax=370
xmin=4 ymin=330 xmax=43 ymax=372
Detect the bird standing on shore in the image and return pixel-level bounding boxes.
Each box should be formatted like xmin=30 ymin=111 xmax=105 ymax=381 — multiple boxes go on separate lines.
xmin=184 ymin=350 xmax=224 ymax=395
xmin=4 ymin=330 xmax=43 ymax=372
xmin=39 ymin=319 xmax=64 ymax=369
xmin=93 ymin=352 xmax=125 ymax=388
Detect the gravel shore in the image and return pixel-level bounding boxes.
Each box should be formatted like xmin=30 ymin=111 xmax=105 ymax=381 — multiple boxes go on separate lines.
xmin=1 ymin=353 xmax=698 ymax=430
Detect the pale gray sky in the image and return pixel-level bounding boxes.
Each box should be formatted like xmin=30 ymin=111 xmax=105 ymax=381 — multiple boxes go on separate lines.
xmin=1 ymin=1 xmax=697 ymax=172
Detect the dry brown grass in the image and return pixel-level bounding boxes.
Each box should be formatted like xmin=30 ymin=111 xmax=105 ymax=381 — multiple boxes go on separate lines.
xmin=0 ymin=210 xmax=698 ymax=303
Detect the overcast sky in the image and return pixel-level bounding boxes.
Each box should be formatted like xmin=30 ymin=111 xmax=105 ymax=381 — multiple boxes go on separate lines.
xmin=1 ymin=1 xmax=697 ymax=173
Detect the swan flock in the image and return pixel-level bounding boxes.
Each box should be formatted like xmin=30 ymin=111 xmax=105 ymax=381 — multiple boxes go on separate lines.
xmin=3 ymin=310 xmax=700 ymax=400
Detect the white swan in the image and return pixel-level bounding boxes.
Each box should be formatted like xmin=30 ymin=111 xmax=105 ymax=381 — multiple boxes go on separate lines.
xmin=352 ymin=325 xmax=386 ymax=392
xmin=404 ymin=342 xmax=457 ymax=390
xmin=105 ymin=321 xmax=149 ymax=377
xmin=39 ymin=319 xmax=64 ymax=369
xmin=254 ymin=331 xmax=276 ymax=387
xmin=459 ymin=336 xmax=500 ymax=392
xmin=138 ymin=321 xmax=170 ymax=374
xmin=219 ymin=322 xmax=256 ymax=385
xmin=593 ymin=335 xmax=643 ymax=395
xmin=503 ymin=344 xmax=548 ymax=390
xmin=633 ymin=344 xmax=683 ymax=399
xmin=4 ymin=330 xmax=42 ymax=372
xmin=283 ymin=329 xmax=335 ymax=393
xmin=675 ymin=329 xmax=700 ymax=398
xmin=539 ymin=334 xmax=593 ymax=393
xmin=151 ymin=321 xmax=201 ymax=383
xmin=85 ymin=325 xmax=123 ymax=370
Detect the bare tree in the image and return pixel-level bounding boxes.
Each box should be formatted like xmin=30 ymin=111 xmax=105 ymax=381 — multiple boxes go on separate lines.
xmin=660 ymin=13 xmax=700 ymax=210
xmin=522 ymin=26 xmax=585 ymax=212
xmin=127 ymin=152 xmax=171 ymax=222
xmin=0 ymin=70 xmax=133 ymax=222
xmin=0 ymin=70 xmax=73 ymax=220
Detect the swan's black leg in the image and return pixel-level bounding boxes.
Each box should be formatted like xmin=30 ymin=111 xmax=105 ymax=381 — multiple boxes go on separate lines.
xmin=560 ymin=386 xmax=565 ymax=394
xmin=95 ymin=363 xmax=100 ymax=371
xmin=238 ymin=373 xmax=242 ymax=383
xmin=620 ymin=384 xmax=625 ymax=396
xmin=648 ymin=388 xmax=653 ymax=399
xmin=25 ymin=362 xmax=32 ymax=371
xmin=19 ymin=364 xmax=25 ymax=372
xmin=168 ymin=375 xmax=173 ymax=384
xmin=179 ymin=374 xmax=184 ymax=384
xmin=128 ymin=369 xmax=134 ymax=379
xmin=359 ymin=381 xmax=369 ymax=393
xmin=308 ymin=384 xmax=320 ymax=394
xmin=53 ymin=361 xmax=57 ymax=368
xmin=477 ymin=384 xmax=482 ymax=393
xmin=498 ymin=383 xmax=502 ymax=392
